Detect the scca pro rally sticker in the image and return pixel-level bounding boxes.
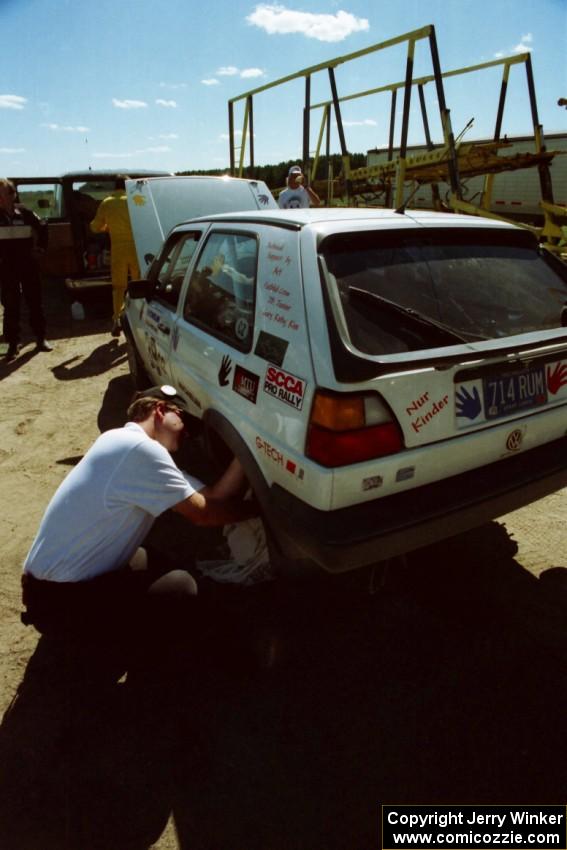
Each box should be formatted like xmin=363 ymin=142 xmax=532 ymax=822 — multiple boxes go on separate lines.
xmin=263 ymin=366 xmax=306 ymax=410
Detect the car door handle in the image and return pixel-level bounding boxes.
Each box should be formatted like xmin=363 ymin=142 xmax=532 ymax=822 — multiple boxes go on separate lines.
xmin=158 ymin=323 xmax=171 ymax=335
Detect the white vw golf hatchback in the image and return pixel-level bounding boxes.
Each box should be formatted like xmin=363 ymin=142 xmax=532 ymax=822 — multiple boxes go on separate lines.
xmin=123 ymin=180 xmax=567 ymax=574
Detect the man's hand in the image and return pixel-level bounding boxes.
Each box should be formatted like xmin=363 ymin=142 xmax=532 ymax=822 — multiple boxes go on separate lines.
xmin=202 ymin=457 xmax=248 ymax=500
xmin=172 ymin=490 xmax=260 ymax=526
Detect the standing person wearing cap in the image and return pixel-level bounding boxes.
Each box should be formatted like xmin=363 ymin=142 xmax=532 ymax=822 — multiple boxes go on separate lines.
xmin=90 ymin=175 xmax=140 ymax=338
xmin=20 ymin=385 xmax=259 ymax=668
xmin=278 ymin=165 xmax=320 ymax=210
xmin=0 ymin=178 xmax=53 ymax=363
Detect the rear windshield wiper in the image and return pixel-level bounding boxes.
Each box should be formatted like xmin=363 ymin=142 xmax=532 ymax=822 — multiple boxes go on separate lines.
xmin=347 ymin=286 xmax=476 ymax=344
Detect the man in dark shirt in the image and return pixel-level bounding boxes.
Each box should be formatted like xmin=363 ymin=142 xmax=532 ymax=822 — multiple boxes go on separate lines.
xmin=0 ymin=178 xmax=52 ymax=362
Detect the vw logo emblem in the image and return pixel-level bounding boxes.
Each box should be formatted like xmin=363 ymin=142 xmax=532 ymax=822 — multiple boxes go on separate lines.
xmin=506 ymin=429 xmax=523 ymax=451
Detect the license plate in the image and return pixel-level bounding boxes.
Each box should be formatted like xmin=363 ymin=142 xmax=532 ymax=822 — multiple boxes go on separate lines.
xmin=483 ymin=365 xmax=548 ymax=420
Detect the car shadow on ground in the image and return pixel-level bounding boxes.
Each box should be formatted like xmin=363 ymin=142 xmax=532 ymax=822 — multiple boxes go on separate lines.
xmin=50 ymin=341 xmax=128 ymax=382
xmin=0 ymin=521 xmax=566 ymax=850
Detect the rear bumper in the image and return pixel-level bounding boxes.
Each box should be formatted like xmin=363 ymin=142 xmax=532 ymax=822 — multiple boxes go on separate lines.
xmin=268 ymin=437 xmax=567 ymax=572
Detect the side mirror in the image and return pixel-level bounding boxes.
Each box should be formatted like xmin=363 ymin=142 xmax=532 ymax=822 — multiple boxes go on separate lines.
xmin=127 ymin=279 xmax=154 ymax=299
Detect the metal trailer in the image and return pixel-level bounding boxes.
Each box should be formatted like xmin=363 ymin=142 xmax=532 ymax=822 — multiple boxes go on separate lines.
xmin=366 ymin=133 xmax=567 ymax=226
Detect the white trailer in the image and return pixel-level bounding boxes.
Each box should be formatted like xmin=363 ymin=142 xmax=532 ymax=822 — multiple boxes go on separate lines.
xmin=367 ymin=133 xmax=567 ymax=225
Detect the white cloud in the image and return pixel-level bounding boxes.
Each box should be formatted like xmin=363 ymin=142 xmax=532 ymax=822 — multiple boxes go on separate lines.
xmin=513 ymin=39 xmax=533 ymax=54
xmin=159 ymin=82 xmax=187 ymax=89
xmin=202 ymin=78 xmax=220 ymax=86
xmin=41 ymin=123 xmax=90 ymax=132
xmin=342 ymin=119 xmax=377 ymax=127
xmin=156 ymin=133 xmax=179 ymax=139
xmin=218 ymin=66 xmax=239 ymax=76
xmin=0 ymin=147 xmax=25 ymax=153
xmin=246 ymin=4 xmax=369 ymax=42
xmin=112 ymin=98 xmax=148 ymax=109
xmin=94 ymin=145 xmax=171 ymax=159
xmin=155 ymin=99 xmax=177 ymax=108
xmin=0 ymin=94 xmax=27 ymax=110
xmin=494 ymin=32 xmax=533 ymax=59
xmin=240 ymin=67 xmax=264 ymax=79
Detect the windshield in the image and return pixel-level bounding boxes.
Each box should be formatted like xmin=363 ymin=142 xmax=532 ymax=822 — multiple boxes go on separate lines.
xmin=320 ymin=229 xmax=567 ymax=356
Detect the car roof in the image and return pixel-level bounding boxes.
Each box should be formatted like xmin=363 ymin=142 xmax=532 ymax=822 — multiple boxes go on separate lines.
xmin=10 ymin=170 xmax=171 ymax=182
xmin=172 ymin=206 xmax=521 ymax=232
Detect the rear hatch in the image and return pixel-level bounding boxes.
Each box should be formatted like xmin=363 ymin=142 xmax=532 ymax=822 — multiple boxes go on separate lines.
xmin=313 ymin=220 xmax=567 ymax=508
xmin=126 ymin=175 xmax=277 ymax=275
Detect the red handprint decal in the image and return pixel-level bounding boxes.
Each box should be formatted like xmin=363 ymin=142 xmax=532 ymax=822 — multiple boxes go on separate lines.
xmin=547 ymin=361 xmax=567 ymax=395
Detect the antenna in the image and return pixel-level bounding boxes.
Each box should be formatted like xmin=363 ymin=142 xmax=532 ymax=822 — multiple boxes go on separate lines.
xmin=454 ymin=117 xmax=474 ymax=145
xmin=394 ymin=181 xmax=422 ymax=215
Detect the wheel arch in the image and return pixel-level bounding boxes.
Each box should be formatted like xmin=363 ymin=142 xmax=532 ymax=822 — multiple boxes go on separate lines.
xmin=202 ymin=408 xmax=270 ymax=506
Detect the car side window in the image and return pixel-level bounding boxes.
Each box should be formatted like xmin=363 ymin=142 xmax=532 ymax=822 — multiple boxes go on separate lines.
xmin=152 ymin=231 xmax=202 ymax=308
xmin=182 ymin=231 xmax=257 ymax=349
xmin=15 ymin=183 xmax=65 ymax=220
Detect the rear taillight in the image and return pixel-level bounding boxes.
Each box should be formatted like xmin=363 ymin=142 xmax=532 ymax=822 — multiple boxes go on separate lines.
xmin=306 ymin=390 xmax=404 ymax=468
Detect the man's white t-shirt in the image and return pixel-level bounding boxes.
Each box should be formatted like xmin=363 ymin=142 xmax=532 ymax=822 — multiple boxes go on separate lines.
xmin=24 ymin=423 xmax=200 ymax=582
xmin=278 ymin=186 xmax=310 ymax=209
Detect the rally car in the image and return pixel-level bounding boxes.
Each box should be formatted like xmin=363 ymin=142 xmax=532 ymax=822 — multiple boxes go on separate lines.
xmin=123 ymin=183 xmax=567 ymax=573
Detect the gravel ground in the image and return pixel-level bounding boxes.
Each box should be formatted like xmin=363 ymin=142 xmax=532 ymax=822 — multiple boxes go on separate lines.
xmin=0 ymin=282 xmax=565 ymax=849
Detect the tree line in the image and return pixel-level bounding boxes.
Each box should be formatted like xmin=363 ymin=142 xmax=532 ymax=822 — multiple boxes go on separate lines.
xmin=178 ymin=153 xmax=367 ymax=190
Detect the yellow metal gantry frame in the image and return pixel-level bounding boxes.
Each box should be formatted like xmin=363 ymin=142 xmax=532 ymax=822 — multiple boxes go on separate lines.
xmin=228 ymin=28 xmax=562 ymax=250
xmin=228 ymin=25 xmax=462 ymax=208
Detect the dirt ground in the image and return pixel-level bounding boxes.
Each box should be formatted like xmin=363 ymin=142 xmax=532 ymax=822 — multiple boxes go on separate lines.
xmin=0 ymin=281 xmax=566 ymax=849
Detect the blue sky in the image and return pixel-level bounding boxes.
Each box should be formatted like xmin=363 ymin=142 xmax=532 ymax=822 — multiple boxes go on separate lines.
xmin=1 ymin=0 xmax=566 ymax=177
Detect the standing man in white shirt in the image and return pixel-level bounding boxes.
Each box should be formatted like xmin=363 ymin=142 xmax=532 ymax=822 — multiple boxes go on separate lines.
xmin=278 ymin=165 xmax=320 ymax=209
xmin=21 ymin=385 xmax=258 ymax=667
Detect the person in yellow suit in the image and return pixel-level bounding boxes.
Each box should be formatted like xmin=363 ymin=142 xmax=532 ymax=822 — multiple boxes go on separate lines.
xmin=90 ymin=176 xmax=139 ymax=337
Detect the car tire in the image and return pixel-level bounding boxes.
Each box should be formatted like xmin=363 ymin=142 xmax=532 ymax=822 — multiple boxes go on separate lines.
xmin=125 ymin=334 xmax=151 ymax=390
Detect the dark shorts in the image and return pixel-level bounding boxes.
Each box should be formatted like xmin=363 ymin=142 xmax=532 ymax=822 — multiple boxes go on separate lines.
xmin=21 ymin=561 xmax=200 ymax=670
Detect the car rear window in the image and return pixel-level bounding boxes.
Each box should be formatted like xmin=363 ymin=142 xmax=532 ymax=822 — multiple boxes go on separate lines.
xmin=320 ymin=229 xmax=567 ymax=355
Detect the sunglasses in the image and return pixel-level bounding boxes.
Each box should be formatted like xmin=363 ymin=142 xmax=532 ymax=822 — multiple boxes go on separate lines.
xmin=163 ymin=404 xmax=194 ymax=432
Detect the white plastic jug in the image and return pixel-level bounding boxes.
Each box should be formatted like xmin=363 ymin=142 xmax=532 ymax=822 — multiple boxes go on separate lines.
xmin=71 ymin=301 xmax=85 ymax=320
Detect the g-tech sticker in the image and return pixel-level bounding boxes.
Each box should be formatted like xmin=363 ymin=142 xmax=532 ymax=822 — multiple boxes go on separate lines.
xmin=254 ymin=331 xmax=289 ymax=366
xmin=263 ymin=366 xmax=306 ymax=410
xmin=233 ymin=366 xmax=259 ymax=404
xmin=255 ymin=437 xmax=304 ymax=479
